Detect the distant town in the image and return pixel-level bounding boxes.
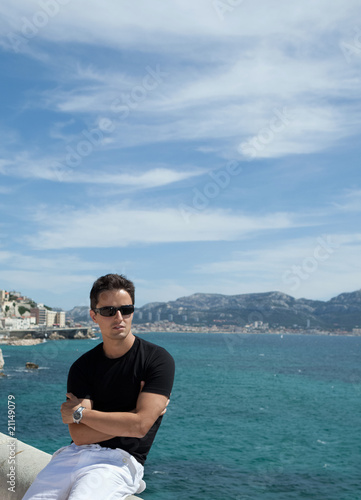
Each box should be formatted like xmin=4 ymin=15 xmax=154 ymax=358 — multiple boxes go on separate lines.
xmin=0 ymin=289 xmax=94 ymax=344
xmin=131 ymin=321 xmax=361 ymax=336
xmin=0 ymin=289 xmax=66 ymax=330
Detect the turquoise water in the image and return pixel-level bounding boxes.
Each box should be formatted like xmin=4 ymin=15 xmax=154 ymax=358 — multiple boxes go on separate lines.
xmin=1 ymin=333 xmax=360 ymax=499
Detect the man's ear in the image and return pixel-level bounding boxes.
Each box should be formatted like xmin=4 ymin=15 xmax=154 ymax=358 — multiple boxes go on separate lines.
xmin=89 ymin=309 xmax=97 ymax=323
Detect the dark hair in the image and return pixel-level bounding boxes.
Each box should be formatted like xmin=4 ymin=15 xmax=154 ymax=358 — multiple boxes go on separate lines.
xmin=90 ymin=274 xmax=135 ymax=309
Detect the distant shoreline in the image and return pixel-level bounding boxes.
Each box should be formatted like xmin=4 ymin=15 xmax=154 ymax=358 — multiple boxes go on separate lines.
xmin=0 ymin=328 xmax=359 ymax=346
xmin=131 ymin=324 xmax=360 ymax=337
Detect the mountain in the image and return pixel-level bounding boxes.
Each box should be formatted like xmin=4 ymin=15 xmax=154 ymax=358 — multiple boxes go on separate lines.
xmin=312 ymin=290 xmax=361 ymax=328
xmin=133 ymin=290 xmax=361 ymax=331
xmin=66 ymin=306 xmax=90 ymax=323
xmin=67 ymin=289 xmax=361 ymax=331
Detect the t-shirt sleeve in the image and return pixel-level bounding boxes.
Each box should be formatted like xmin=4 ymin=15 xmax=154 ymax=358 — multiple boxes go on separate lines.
xmin=142 ymin=347 xmax=175 ymax=398
xmin=67 ymin=356 xmax=93 ymax=401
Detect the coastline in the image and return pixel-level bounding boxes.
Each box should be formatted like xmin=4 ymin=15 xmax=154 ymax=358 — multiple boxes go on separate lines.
xmin=0 ymin=315 xmax=360 ymax=346
xmin=0 ymin=328 xmax=359 ymax=345
xmin=131 ymin=322 xmax=360 ymax=337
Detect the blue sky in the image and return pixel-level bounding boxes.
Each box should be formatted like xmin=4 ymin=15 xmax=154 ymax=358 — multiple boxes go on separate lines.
xmin=0 ymin=0 xmax=361 ymax=310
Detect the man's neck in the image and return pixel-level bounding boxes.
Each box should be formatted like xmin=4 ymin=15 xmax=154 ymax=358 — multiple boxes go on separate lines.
xmin=102 ymin=332 xmax=136 ymax=359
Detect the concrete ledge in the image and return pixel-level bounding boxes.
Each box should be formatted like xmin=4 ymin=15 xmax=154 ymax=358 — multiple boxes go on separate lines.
xmin=0 ymin=433 xmax=143 ymax=499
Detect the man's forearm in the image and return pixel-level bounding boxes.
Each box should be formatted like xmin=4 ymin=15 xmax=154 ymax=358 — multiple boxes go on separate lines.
xmin=69 ymin=422 xmax=116 ymax=446
xmin=61 ymin=391 xmax=168 ymax=441
xmin=80 ymin=409 xmax=146 ymax=439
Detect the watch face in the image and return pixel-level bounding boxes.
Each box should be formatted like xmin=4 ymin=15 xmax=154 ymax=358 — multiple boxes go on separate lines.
xmin=74 ymin=411 xmax=81 ymax=419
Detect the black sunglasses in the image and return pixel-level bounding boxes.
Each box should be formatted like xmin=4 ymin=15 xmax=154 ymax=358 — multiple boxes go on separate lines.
xmin=93 ymin=305 xmax=135 ymax=317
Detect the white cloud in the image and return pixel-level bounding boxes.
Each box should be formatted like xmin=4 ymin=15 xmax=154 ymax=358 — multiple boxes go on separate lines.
xmin=35 ymin=62 xmax=361 ymax=162
xmin=58 ymin=167 xmax=204 ymax=189
xmin=2 ymin=0 xmax=360 ymax=49
xmin=0 ymin=152 xmax=204 ymax=188
xmin=2 ymin=0 xmax=360 ymax=163
xmin=26 ymin=204 xmax=297 ymax=250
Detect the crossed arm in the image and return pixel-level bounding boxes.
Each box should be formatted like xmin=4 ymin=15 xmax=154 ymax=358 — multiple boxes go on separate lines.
xmin=61 ymin=388 xmax=169 ymax=446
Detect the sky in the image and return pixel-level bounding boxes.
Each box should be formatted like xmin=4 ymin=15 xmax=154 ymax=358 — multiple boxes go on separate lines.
xmin=0 ymin=0 xmax=361 ymax=310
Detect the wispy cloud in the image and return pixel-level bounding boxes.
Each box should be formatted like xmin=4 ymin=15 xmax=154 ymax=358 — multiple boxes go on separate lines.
xmin=26 ymin=204 xmax=297 ymax=250
xmin=0 ymin=152 xmax=204 ymax=189
xmin=30 ymin=49 xmax=361 ymax=159
xmin=2 ymin=1 xmax=361 ymax=164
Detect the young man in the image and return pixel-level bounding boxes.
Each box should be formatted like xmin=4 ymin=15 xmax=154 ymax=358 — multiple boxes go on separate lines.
xmin=23 ymin=274 xmax=175 ymax=500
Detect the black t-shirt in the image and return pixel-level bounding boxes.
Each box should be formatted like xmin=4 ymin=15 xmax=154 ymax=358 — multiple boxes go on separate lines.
xmin=67 ymin=336 xmax=175 ymax=465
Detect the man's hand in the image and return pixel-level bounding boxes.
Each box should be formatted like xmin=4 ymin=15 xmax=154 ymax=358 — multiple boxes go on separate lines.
xmin=61 ymin=393 xmax=82 ymax=424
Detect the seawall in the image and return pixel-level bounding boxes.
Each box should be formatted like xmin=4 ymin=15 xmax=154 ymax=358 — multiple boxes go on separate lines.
xmin=0 ymin=432 xmax=143 ymax=499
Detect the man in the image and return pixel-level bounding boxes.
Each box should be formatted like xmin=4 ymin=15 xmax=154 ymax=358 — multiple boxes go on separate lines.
xmin=23 ymin=274 xmax=175 ymax=500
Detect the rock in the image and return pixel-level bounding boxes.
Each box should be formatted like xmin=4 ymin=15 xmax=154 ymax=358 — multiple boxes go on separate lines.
xmin=49 ymin=333 xmax=66 ymax=340
xmin=74 ymin=331 xmax=86 ymax=339
xmin=25 ymin=362 xmax=39 ymax=369
xmin=0 ymin=339 xmax=43 ymax=346
xmin=0 ymin=349 xmax=4 ymax=370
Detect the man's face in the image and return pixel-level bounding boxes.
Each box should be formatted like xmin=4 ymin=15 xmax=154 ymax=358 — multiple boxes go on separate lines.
xmin=89 ymin=289 xmax=134 ymax=343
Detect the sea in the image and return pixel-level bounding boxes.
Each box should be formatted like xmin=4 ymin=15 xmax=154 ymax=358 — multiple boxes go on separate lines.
xmin=0 ymin=332 xmax=360 ymax=500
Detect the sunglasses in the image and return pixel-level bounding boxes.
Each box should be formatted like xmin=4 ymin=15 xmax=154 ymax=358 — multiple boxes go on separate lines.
xmin=93 ymin=305 xmax=135 ymax=317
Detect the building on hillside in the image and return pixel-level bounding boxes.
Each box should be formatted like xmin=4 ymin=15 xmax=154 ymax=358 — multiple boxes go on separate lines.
xmin=30 ymin=306 xmax=66 ymax=327
xmin=0 ymin=318 xmax=13 ymax=329
xmin=46 ymin=310 xmax=57 ymax=327
xmin=56 ymin=311 xmax=66 ymax=327
xmin=1 ymin=317 xmax=35 ymax=330
xmin=31 ymin=305 xmax=47 ymax=325
xmin=1 ymin=300 xmax=17 ymax=316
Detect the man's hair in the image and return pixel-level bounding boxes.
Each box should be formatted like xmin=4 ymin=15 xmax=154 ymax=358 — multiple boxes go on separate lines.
xmin=90 ymin=274 xmax=135 ymax=309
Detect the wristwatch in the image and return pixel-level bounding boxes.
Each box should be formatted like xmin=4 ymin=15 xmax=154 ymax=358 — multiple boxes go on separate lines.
xmin=73 ymin=406 xmax=86 ymax=424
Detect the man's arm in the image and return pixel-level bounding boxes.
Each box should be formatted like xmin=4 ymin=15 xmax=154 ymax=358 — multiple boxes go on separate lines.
xmin=61 ymin=390 xmax=169 ymax=445
xmin=61 ymin=391 xmax=169 ymax=441
xmin=65 ymin=397 xmax=116 ymax=445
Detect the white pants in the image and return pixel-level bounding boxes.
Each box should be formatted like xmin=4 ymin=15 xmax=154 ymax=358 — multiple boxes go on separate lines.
xmin=22 ymin=443 xmax=145 ymax=500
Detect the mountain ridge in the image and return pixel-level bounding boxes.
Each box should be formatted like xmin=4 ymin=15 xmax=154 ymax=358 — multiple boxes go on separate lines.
xmin=67 ymin=289 xmax=361 ymax=331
